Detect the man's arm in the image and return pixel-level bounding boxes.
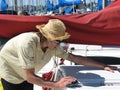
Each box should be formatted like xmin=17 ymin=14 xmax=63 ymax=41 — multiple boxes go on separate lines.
xmin=66 ymin=53 xmax=117 ymax=72
xmin=24 ymin=68 xmax=76 ymax=88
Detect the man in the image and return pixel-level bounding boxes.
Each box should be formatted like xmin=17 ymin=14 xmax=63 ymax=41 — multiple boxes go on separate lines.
xmin=0 ymin=19 xmax=117 ymax=90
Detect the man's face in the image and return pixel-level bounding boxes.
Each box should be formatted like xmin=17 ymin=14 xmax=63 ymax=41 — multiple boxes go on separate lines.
xmin=47 ymin=40 xmax=61 ymax=49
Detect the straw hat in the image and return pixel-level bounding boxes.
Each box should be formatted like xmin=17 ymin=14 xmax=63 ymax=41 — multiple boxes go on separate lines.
xmin=36 ymin=19 xmax=71 ymax=41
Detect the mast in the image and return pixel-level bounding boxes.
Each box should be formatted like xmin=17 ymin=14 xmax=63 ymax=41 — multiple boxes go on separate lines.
xmin=14 ymin=0 xmax=17 ymax=11
xmin=102 ymin=0 xmax=105 ymax=9
xmin=83 ymin=0 xmax=86 ymax=7
xmin=72 ymin=0 xmax=75 ymax=14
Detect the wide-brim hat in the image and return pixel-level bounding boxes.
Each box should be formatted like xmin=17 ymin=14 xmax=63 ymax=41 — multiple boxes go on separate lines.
xmin=36 ymin=19 xmax=71 ymax=41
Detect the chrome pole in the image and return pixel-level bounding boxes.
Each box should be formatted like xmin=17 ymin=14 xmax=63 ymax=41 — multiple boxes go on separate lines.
xmin=102 ymin=0 xmax=105 ymax=9
xmin=14 ymin=0 xmax=17 ymax=11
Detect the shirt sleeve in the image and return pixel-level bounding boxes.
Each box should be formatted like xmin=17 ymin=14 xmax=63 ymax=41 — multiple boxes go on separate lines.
xmin=17 ymin=40 xmax=36 ymax=69
xmin=55 ymin=46 xmax=69 ymax=59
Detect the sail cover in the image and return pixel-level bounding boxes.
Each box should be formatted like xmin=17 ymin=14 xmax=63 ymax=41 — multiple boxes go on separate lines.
xmin=58 ymin=0 xmax=81 ymax=6
xmin=0 ymin=0 xmax=120 ymax=45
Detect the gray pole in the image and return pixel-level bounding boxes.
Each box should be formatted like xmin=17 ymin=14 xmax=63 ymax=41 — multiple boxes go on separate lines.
xmin=14 ymin=0 xmax=18 ymax=11
xmin=73 ymin=0 xmax=75 ymax=14
xmin=102 ymin=0 xmax=105 ymax=9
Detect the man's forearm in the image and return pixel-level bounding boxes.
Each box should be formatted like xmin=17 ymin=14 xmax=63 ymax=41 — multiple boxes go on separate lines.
xmin=67 ymin=53 xmax=106 ymax=69
xmin=27 ymin=74 xmax=58 ymax=88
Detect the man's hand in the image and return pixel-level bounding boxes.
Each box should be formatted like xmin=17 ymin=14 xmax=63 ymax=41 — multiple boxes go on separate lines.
xmin=55 ymin=76 xmax=77 ymax=88
xmin=104 ymin=66 xmax=118 ymax=72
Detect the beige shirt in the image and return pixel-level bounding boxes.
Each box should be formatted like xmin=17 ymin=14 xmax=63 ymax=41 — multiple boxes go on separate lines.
xmin=0 ymin=32 xmax=69 ymax=84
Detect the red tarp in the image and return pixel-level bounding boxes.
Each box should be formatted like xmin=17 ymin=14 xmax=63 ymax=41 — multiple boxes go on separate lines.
xmin=0 ymin=0 xmax=120 ymax=45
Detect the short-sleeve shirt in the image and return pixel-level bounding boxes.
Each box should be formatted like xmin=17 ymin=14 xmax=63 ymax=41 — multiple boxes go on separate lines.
xmin=0 ymin=32 xmax=69 ymax=84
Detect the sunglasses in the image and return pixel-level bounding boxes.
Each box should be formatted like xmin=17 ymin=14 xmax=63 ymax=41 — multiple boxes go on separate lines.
xmin=54 ymin=40 xmax=62 ymax=44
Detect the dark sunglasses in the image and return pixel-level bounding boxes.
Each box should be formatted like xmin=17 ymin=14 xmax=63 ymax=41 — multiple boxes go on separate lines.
xmin=54 ymin=40 xmax=62 ymax=44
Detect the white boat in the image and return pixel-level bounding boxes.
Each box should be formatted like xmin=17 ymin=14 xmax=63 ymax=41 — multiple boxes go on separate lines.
xmin=34 ymin=43 xmax=120 ymax=90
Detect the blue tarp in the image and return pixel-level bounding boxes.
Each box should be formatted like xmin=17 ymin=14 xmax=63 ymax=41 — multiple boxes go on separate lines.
xmin=65 ymin=7 xmax=73 ymax=14
xmin=46 ymin=0 xmax=81 ymax=11
xmin=98 ymin=0 xmax=113 ymax=10
xmin=58 ymin=0 xmax=81 ymax=6
xmin=1 ymin=0 xmax=8 ymax=11
xmin=46 ymin=0 xmax=59 ymax=11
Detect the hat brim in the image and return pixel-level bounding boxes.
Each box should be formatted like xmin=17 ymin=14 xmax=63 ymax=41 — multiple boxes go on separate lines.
xmin=36 ymin=24 xmax=71 ymax=41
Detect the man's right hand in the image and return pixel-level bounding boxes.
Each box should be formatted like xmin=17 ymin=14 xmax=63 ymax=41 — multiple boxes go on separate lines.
xmin=55 ymin=76 xmax=77 ymax=88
